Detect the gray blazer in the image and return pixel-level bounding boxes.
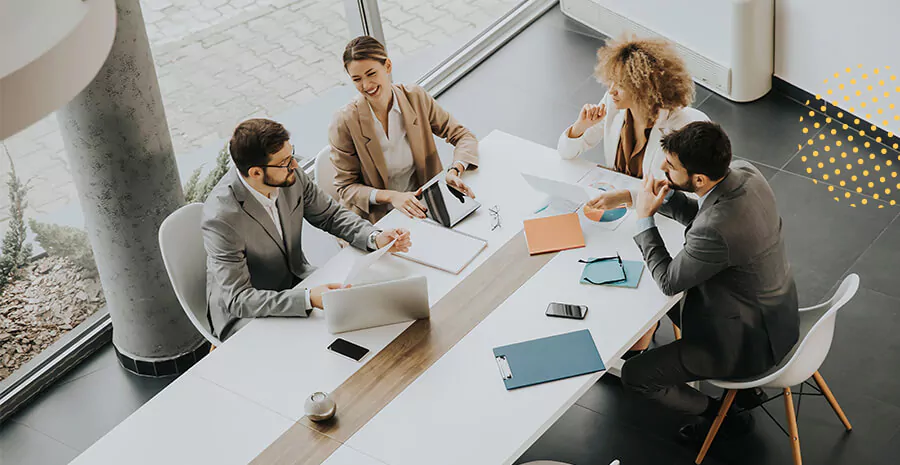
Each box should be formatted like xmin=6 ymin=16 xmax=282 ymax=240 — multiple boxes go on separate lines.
xmin=634 ymin=161 xmax=799 ymax=378
xmin=201 ymin=168 xmax=378 ymax=340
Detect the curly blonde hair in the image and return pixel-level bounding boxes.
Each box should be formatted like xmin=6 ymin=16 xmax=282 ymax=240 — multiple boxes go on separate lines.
xmin=594 ymin=37 xmax=695 ymax=125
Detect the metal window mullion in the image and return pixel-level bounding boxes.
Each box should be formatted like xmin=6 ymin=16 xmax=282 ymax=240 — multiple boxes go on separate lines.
xmin=418 ymin=0 xmax=558 ymax=97
xmin=344 ymin=0 xmax=385 ymax=45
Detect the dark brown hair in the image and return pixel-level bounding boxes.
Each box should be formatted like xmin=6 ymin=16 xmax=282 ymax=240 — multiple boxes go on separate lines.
xmin=660 ymin=121 xmax=732 ymax=181
xmin=342 ymin=36 xmax=388 ymax=70
xmin=229 ymin=118 xmax=290 ymax=177
xmin=595 ymin=37 xmax=694 ymax=125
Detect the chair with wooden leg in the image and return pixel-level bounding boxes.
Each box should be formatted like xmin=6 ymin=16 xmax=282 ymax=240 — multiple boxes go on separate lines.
xmin=694 ymin=274 xmax=859 ymax=465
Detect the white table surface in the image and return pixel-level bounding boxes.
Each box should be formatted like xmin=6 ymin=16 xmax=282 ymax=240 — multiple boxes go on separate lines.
xmin=342 ymin=159 xmax=686 ymax=461
xmin=187 ymin=131 xmax=595 ymax=422
xmin=68 ymin=131 xmax=604 ymax=464
xmin=69 ymin=373 xmax=294 ymax=465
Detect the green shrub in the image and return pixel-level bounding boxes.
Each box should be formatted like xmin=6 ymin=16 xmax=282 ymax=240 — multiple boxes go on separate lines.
xmin=27 ymin=219 xmax=97 ymax=276
xmin=185 ymin=143 xmax=231 ymax=203
xmin=0 ymin=154 xmax=32 ymax=290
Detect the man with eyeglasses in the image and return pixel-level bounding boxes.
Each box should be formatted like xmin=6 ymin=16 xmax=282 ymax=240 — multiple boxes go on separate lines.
xmin=202 ymin=118 xmax=411 ymax=340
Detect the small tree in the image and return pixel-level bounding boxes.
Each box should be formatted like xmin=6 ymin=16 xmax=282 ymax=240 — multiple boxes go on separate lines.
xmin=185 ymin=143 xmax=232 ymax=203
xmin=0 ymin=149 xmax=32 ymax=290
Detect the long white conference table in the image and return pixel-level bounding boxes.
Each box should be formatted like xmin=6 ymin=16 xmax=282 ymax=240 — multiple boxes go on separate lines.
xmin=70 ymin=131 xmax=685 ymax=465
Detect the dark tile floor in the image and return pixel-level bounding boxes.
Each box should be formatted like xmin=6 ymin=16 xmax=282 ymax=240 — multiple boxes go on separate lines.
xmin=3 ymin=6 xmax=900 ymax=465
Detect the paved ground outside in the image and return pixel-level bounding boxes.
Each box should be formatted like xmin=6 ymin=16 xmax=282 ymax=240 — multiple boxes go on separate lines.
xmin=0 ymin=0 xmax=520 ymax=237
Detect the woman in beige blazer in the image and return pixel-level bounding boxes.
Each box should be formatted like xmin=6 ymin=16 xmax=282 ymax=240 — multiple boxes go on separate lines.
xmin=329 ymin=36 xmax=479 ymax=224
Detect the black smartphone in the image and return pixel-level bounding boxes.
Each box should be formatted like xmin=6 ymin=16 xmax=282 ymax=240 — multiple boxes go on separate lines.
xmin=545 ymin=302 xmax=588 ymax=320
xmin=327 ymin=338 xmax=370 ymax=362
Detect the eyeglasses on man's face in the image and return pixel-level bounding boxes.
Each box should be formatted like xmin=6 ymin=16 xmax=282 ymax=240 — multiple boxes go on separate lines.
xmin=255 ymin=146 xmax=299 ymax=173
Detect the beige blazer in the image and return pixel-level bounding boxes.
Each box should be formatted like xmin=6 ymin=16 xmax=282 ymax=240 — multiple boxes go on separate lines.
xmin=328 ymin=83 xmax=479 ymax=223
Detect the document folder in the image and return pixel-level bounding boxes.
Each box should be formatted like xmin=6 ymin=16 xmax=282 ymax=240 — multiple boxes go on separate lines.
xmin=523 ymin=212 xmax=585 ymax=255
xmin=493 ymin=329 xmax=605 ymax=390
xmin=608 ymin=260 xmax=644 ymax=289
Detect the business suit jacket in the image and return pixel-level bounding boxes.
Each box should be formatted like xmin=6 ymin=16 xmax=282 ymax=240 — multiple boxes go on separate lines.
xmin=202 ymin=168 xmax=378 ymax=340
xmin=634 ymin=161 xmax=799 ymax=378
xmin=328 ymin=83 xmax=479 ymax=223
xmin=557 ymin=91 xmax=709 ymax=202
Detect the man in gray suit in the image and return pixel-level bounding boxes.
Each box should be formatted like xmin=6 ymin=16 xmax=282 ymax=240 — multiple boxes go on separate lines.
xmin=202 ymin=118 xmax=411 ymax=341
xmin=621 ymin=121 xmax=799 ymax=441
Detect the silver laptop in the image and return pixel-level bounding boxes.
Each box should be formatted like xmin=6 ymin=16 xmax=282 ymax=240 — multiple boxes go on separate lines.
xmin=322 ymin=275 xmax=430 ymax=334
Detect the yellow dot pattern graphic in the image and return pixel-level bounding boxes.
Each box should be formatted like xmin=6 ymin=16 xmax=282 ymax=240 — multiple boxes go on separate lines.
xmin=800 ymin=64 xmax=900 ymax=209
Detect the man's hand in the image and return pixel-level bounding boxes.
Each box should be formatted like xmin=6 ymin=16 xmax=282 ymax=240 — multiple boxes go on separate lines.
xmin=586 ymin=189 xmax=632 ymax=211
xmin=568 ymin=103 xmax=606 ymax=138
xmin=376 ymin=228 xmax=411 ymax=252
xmin=389 ymin=189 xmax=427 ymax=218
xmin=445 ymin=170 xmax=475 ymax=198
xmin=635 ymin=174 xmax=669 ymax=219
xmin=310 ymin=283 xmax=349 ymax=309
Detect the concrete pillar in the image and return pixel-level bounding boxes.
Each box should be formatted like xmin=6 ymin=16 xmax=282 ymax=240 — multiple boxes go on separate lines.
xmin=57 ymin=0 xmax=205 ymax=376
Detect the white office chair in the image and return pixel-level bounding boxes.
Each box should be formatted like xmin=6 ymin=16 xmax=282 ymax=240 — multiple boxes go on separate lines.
xmin=695 ymin=274 xmax=859 ymax=465
xmin=314 ymin=145 xmax=339 ymax=201
xmin=159 ymin=203 xmax=222 ymax=347
xmin=312 ymin=144 xmax=351 ymax=252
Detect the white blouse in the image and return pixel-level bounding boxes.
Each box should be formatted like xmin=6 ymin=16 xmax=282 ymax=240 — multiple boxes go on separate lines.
xmin=367 ymin=89 xmax=417 ymax=204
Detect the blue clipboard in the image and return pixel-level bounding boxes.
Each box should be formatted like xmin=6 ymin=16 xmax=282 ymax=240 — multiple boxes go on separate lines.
xmin=493 ymin=329 xmax=605 ymax=390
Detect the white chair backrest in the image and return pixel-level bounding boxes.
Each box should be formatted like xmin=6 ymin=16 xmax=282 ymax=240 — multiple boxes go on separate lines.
xmin=314 ymin=145 xmax=338 ymax=201
xmin=158 ymin=203 xmax=221 ymax=346
xmin=767 ymin=274 xmax=859 ymax=388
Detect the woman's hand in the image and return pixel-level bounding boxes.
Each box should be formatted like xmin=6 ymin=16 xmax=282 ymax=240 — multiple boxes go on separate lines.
xmin=445 ymin=170 xmax=475 ymax=198
xmin=586 ymin=189 xmax=632 ymax=211
xmin=389 ymin=189 xmax=427 ymax=218
xmin=569 ymin=103 xmax=607 ymax=138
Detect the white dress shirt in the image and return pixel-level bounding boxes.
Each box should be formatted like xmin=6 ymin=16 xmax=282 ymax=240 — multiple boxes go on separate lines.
xmin=239 ymin=174 xmax=282 ymax=239
xmin=238 ymin=175 xmax=312 ymax=310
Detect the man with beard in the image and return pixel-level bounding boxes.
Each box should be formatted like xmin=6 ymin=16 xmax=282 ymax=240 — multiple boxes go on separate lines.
xmin=617 ymin=121 xmax=799 ymax=442
xmin=202 ymin=118 xmax=411 ymax=341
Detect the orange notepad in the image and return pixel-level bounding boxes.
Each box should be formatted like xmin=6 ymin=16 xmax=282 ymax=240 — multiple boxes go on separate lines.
xmin=523 ymin=212 xmax=585 ymax=255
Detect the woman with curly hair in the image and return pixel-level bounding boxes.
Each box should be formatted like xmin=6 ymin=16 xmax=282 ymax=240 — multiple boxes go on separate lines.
xmin=559 ymin=37 xmax=708 ymax=210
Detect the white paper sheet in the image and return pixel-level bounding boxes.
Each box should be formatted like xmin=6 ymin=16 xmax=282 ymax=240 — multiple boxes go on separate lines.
xmin=576 ymin=165 xmax=642 ymax=193
xmin=344 ymin=239 xmax=396 ymax=285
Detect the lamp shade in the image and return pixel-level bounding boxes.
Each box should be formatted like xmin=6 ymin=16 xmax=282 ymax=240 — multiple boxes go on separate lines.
xmin=1 ymin=0 xmax=116 ymax=139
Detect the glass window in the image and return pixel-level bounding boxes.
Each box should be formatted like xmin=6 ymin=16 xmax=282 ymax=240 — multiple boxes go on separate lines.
xmin=379 ymin=0 xmax=525 ymax=70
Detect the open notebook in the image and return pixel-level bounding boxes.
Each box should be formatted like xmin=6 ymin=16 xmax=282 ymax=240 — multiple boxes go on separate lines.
xmin=390 ymin=218 xmax=487 ymax=274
